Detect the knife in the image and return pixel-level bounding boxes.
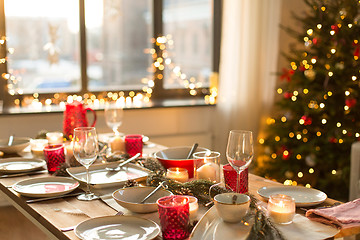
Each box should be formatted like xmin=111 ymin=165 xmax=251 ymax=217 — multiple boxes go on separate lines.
xmin=0 ymin=170 xmax=48 ymax=178
xmin=26 ymin=192 xmax=83 ymax=203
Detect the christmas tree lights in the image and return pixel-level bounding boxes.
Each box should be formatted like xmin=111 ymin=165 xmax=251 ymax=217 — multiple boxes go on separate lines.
xmin=256 ymin=0 xmax=360 ymax=200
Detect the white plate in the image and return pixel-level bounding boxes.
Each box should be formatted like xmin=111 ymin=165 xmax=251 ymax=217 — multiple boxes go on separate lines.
xmin=257 ymin=186 xmax=327 ymax=207
xmin=66 ymin=163 xmax=151 ymax=189
xmin=75 ymin=215 xmax=160 ymax=240
xmin=190 ymin=206 xmax=251 ymax=240
xmin=0 ymin=157 xmax=46 ymax=174
xmin=190 ymin=206 xmax=339 ymax=240
xmin=12 ymin=177 xmax=80 ymax=198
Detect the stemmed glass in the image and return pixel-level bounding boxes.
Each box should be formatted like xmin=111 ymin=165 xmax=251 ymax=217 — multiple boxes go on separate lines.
xmin=226 ymin=130 xmax=254 ymax=193
xmin=104 ymin=101 xmax=124 ymax=136
xmin=72 ymin=127 xmax=100 ymax=201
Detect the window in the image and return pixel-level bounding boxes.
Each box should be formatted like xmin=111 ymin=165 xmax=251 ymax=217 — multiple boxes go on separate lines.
xmin=0 ymin=0 xmax=220 ymax=111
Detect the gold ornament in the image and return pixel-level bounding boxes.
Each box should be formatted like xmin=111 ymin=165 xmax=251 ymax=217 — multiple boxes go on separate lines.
xmin=304 ymin=69 xmax=316 ymax=81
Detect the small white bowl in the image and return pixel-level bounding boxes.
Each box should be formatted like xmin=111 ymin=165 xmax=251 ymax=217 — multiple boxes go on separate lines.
xmin=0 ymin=137 xmax=31 ymax=154
xmin=112 ymin=186 xmax=173 ymax=213
xmin=214 ymin=193 xmax=250 ymax=223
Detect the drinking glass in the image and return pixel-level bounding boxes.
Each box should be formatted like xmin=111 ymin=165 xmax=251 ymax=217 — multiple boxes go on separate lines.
xmin=226 ymin=130 xmax=254 ymax=193
xmin=73 ymin=127 xmax=99 ymax=201
xmin=104 ymin=101 xmax=124 ymax=136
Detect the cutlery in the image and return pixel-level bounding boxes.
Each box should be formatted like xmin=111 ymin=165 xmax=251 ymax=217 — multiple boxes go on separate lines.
xmin=26 ymin=192 xmax=83 ymax=203
xmin=140 ymin=180 xmax=168 ymax=203
xmin=186 ymin=143 xmax=198 ymax=159
xmin=105 ymin=152 xmax=140 ymax=171
xmin=8 ymin=135 xmax=14 ymax=146
xmin=59 ymin=210 xmax=124 ymax=232
xmin=0 ymin=169 xmax=48 ymax=178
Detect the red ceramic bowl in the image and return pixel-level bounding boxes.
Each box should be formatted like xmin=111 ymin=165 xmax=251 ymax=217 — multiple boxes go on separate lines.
xmin=154 ymin=146 xmax=209 ymax=178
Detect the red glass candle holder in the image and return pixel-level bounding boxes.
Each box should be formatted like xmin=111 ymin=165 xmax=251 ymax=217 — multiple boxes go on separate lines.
xmin=157 ymin=195 xmax=190 ymax=240
xmin=125 ymin=134 xmax=143 ymax=157
xmin=43 ymin=144 xmax=65 ymax=174
xmin=223 ymin=163 xmax=248 ymax=193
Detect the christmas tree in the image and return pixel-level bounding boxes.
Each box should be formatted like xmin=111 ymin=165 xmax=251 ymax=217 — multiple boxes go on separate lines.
xmin=255 ymin=0 xmax=360 ymax=201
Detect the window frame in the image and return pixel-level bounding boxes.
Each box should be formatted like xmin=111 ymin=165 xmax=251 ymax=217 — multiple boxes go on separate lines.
xmin=0 ymin=0 xmax=221 ymax=110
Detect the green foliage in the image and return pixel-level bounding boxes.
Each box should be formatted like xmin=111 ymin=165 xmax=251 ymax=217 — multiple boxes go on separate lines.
xmin=256 ymin=0 xmax=360 ymax=201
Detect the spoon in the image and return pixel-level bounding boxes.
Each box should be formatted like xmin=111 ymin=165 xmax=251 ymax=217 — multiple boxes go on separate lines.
xmin=186 ymin=143 xmax=198 ymax=159
xmin=105 ymin=153 xmax=140 ymax=171
xmin=8 ymin=135 xmax=14 ymax=146
xmin=140 ymin=181 xmax=168 ymax=203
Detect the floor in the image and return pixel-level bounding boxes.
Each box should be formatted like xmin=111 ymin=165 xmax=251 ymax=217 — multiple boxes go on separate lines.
xmin=0 ymin=206 xmax=48 ymax=240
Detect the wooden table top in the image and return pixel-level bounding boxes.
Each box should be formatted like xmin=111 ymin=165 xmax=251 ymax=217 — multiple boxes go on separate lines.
xmin=0 ymin=144 xmax=358 ymax=239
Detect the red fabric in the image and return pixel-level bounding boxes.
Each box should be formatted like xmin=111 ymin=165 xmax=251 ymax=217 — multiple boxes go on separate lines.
xmin=306 ymin=198 xmax=360 ymax=229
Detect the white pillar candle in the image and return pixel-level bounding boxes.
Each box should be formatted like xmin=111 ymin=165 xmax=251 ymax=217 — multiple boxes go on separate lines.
xmin=166 ymin=167 xmax=189 ymax=183
xmin=65 ymin=142 xmax=74 ymax=163
xmin=267 ymin=194 xmax=295 ymax=224
xmin=193 ymin=151 xmax=221 ymax=183
xmin=196 ymin=163 xmax=217 ymax=181
xmin=187 ymin=196 xmax=199 ymax=220
xmin=46 ymin=132 xmax=64 ymax=145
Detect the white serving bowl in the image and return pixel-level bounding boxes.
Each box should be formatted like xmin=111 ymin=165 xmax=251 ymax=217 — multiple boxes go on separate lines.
xmin=0 ymin=137 xmax=31 ymax=154
xmin=112 ymin=186 xmax=173 ymax=213
xmin=154 ymin=146 xmax=209 ymax=178
xmin=214 ymin=193 xmax=250 ymax=223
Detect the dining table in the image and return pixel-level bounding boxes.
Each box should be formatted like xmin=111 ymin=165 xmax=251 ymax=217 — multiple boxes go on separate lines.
xmin=0 ymin=140 xmax=359 ymax=240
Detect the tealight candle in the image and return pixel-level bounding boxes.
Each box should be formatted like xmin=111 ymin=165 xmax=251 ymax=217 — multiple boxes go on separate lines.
xmin=46 ymin=132 xmax=64 ymax=145
xmin=267 ymin=194 xmax=295 ymax=224
xmin=157 ymin=195 xmax=190 ymax=239
xmin=166 ymin=167 xmax=189 ymax=183
xmin=187 ymin=196 xmax=199 ymax=220
xmin=30 ymin=139 xmax=48 ymax=159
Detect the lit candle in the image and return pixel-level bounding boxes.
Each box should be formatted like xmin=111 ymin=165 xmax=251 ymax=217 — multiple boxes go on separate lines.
xmin=267 ymin=194 xmax=295 ymax=224
xmin=30 ymin=139 xmax=48 ymax=159
xmin=194 ymin=151 xmax=221 ymax=183
xmin=46 ymin=132 xmax=64 ymax=145
xmin=196 ymin=162 xmax=218 ymax=182
xmin=110 ymin=135 xmax=126 ymax=153
xmin=187 ymin=196 xmax=199 ymax=220
xmin=64 ymin=142 xmax=74 ymax=163
xmin=166 ymin=167 xmax=189 ymax=183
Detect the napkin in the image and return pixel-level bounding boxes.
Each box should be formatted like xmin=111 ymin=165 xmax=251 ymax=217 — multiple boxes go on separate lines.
xmin=306 ymin=198 xmax=360 ymax=229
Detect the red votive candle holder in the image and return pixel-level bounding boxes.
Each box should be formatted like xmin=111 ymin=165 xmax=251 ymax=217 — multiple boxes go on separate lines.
xmin=157 ymin=195 xmax=190 ymax=240
xmin=125 ymin=134 xmax=143 ymax=157
xmin=223 ymin=163 xmax=248 ymax=193
xmin=43 ymin=144 xmax=65 ymax=174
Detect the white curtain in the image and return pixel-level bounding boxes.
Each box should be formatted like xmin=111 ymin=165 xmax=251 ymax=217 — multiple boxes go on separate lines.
xmin=214 ymin=0 xmax=282 ymax=161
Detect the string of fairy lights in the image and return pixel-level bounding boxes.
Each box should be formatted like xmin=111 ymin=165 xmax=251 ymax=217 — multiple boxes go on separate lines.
xmin=258 ymin=4 xmax=360 ymax=188
xmin=0 ymin=34 xmax=218 ymax=110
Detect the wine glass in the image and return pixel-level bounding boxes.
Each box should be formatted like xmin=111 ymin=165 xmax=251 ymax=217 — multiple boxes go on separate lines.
xmin=104 ymin=101 xmax=124 ymax=136
xmin=226 ymin=130 xmax=254 ymax=193
xmin=73 ymin=127 xmax=100 ymax=201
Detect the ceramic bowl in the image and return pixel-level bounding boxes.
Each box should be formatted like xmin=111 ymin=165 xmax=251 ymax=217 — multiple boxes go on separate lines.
xmin=154 ymin=146 xmax=209 ymax=178
xmin=0 ymin=137 xmax=31 ymax=154
xmin=214 ymin=193 xmax=250 ymax=223
xmin=112 ymin=186 xmax=173 ymax=213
